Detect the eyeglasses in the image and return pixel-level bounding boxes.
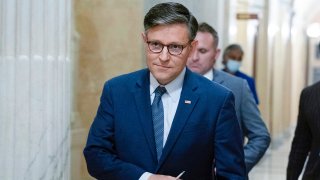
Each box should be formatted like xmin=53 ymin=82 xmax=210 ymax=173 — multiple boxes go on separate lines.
xmin=146 ymin=41 xmax=190 ymax=55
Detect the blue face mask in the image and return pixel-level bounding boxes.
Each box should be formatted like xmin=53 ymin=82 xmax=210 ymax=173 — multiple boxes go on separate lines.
xmin=226 ymin=59 xmax=241 ymax=73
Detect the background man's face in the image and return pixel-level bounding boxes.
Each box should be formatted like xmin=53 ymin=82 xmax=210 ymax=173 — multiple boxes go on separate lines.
xmin=143 ymin=24 xmax=196 ymax=85
xmin=187 ymin=32 xmax=220 ymax=75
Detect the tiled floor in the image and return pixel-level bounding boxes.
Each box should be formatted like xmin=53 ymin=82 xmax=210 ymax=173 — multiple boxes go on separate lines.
xmin=249 ymin=128 xmax=297 ymax=180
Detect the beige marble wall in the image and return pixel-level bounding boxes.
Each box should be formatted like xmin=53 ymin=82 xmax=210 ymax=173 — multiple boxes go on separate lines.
xmin=266 ymin=0 xmax=294 ymax=138
xmin=71 ymin=0 xmax=144 ymax=179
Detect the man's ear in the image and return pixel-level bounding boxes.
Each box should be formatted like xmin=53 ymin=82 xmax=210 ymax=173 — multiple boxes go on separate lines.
xmin=190 ymin=40 xmax=198 ymax=54
xmin=141 ymin=32 xmax=147 ymax=42
xmin=214 ymin=48 xmax=221 ymax=60
xmin=222 ymin=56 xmax=227 ymax=65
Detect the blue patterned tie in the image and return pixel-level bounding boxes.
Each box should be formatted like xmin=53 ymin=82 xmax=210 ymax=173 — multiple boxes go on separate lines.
xmin=152 ymin=86 xmax=167 ymax=161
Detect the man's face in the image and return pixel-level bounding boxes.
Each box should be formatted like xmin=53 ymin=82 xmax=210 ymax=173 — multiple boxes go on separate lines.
xmin=187 ymin=32 xmax=220 ymax=75
xmin=142 ymin=24 xmax=197 ymax=85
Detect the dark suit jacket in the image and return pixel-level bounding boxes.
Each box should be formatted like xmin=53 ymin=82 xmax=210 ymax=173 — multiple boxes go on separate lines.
xmin=83 ymin=68 xmax=246 ymax=180
xmin=287 ymin=81 xmax=320 ymax=180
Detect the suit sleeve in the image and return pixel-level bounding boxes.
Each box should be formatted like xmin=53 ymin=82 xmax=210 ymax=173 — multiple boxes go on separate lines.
xmin=287 ymin=89 xmax=312 ymax=180
xmin=83 ymin=82 xmax=145 ymax=180
xmin=214 ymin=91 xmax=247 ymax=179
xmin=240 ymin=80 xmax=271 ymax=172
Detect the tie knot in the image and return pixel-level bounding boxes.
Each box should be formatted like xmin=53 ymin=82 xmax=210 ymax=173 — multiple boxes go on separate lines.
xmin=155 ymin=86 xmax=167 ymax=96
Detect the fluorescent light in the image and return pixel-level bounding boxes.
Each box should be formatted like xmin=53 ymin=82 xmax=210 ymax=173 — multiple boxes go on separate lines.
xmin=306 ymin=23 xmax=320 ymax=38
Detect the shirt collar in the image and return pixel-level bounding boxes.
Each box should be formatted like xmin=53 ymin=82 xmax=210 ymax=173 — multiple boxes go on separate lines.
xmin=203 ymin=69 xmax=213 ymax=80
xmin=150 ymin=68 xmax=186 ymax=102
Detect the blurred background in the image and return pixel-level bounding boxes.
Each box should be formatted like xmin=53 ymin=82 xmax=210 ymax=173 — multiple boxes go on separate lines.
xmin=1 ymin=0 xmax=320 ymax=179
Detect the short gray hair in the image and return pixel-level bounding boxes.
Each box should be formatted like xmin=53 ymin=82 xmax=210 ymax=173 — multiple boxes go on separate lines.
xmin=144 ymin=2 xmax=198 ymax=41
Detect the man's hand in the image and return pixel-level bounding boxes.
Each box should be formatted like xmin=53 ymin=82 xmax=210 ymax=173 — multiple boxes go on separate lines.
xmin=148 ymin=174 xmax=180 ymax=180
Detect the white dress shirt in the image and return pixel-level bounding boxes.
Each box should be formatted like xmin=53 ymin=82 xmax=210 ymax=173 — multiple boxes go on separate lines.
xmin=139 ymin=68 xmax=185 ymax=180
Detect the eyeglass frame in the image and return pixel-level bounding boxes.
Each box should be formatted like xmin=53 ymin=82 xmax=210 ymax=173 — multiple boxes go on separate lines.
xmin=146 ymin=40 xmax=192 ymax=56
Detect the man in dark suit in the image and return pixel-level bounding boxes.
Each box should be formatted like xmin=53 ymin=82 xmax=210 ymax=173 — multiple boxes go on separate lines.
xmin=83 ymin=2 xmax=246 ymax=180
xmin=287 ymin=81 xmax=320 ymax=180
xmin=187 ymin=22 xmax=270 ymax=173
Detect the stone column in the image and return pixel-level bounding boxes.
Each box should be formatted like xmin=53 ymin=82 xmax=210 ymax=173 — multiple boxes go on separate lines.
xmin=0 ymin=0 xmax=72 ymax=179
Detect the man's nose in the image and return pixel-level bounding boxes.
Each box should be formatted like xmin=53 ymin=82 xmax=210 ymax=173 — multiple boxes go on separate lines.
xmin=159 ymin=47 xmax=170 ymax=61
xmin=191 ymin=51 xmax=199 ymax=61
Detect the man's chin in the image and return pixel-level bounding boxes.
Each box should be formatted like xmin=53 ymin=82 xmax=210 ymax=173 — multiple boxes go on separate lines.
xmin=187 ymin=65 xmax=199 ymax=71
xmin=189 ymin=68 xmax=201 ymax=74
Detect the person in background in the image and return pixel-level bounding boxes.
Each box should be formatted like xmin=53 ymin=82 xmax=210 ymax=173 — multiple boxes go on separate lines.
xmin=287 ymin=81 xmax=320 ymax=180
xmin=187 ymin=22 xmax=270 ymax=173
xmin=222 ymin=44 xmax=260 ymax=104
xmin=83 ymin=2 xmax=246 ymax=180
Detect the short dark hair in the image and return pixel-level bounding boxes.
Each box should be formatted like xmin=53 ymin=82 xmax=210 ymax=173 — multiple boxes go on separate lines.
xmin=223 ymin=44 xmax=244 ymax=58
xmin=144 ymin=2 xmax=198 ymax=41
xmin=222 ymin=44 xmax=244 ymax=64
xmin=198 ymin=22 xmax=219 ymax=47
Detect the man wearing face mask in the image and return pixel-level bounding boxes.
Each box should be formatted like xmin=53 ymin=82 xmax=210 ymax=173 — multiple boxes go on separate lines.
xmin=222 ymin=44 xmax=260 ymax=104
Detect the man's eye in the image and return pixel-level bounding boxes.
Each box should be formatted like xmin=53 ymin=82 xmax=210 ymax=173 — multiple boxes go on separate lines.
xmin=150 ymin=42 xmax=161 ymax=47
xmin=169 ymin=44 xmax=182 ymax=49
xmin=199 ymin=49 xmax=207 ymax=53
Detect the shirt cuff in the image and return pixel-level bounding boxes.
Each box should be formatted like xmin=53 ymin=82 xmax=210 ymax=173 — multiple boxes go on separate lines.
xmin=139 ymin=172 xmax=153 ymax=180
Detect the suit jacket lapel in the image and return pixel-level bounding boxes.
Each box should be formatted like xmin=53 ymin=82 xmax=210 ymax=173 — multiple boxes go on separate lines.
xmin=157 ymin=69 xmax=199 ymax=169
xmin=212 ymin=69 xmax=224 ymax=84
xmin=132 ymin=70 xmax=158 ymax=163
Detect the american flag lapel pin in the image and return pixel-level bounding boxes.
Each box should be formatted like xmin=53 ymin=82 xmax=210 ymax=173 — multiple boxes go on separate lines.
xmin=184 ymin=100 xmax=191 ymax=104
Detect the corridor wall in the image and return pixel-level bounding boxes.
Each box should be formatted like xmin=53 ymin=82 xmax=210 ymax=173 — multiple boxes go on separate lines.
xmin=71 ymin=0 xmax=144 ymax=179
xmin=228 ymin=0 xmax=306 ymax=141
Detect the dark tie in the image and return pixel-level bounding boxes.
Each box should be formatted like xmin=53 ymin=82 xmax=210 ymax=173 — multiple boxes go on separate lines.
xmin=152 ymin=86 xmax=167 ymax=161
